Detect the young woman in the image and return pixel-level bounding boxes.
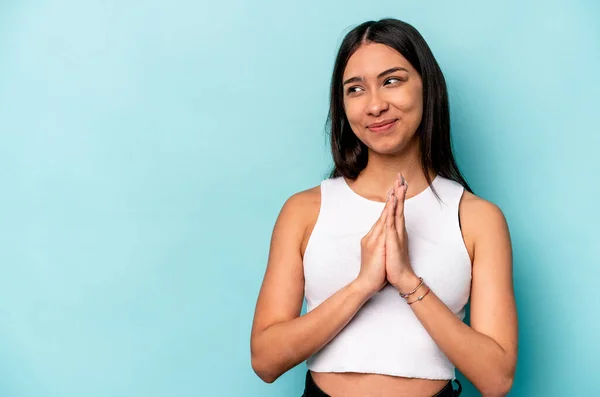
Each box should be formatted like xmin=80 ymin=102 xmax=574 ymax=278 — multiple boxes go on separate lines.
xmin=251 ymin=18 xmax=518 ymax=397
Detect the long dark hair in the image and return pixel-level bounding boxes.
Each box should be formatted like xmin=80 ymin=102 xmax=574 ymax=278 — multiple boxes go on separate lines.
xmin=327 ymin=18 xmax=472 ymax=194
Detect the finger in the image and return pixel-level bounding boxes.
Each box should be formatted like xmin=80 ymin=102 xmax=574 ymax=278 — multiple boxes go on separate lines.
xmin=371 ymin=190 xmax=393 ymax=238
xmin=401 ymin=175 xmax=408 ymax=200
xmin=395 ymin=174 xmax=406 ymax=219
xmin=377 ymin=223 xmax=387 ymax=248
xmin=395 ymin=186 xmax=406 ymax=219
xmin=395 ymin=206 xmax=406 ymax=239
xmin=366 ymin=191 xmax=390 ymax=236
xmin=395 ymin=173 xmax=406 ymax=196
xmin=386 ymin=189 xmax=396 ymax=231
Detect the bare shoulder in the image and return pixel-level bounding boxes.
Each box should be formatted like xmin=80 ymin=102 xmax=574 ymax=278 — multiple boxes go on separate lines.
xmin=459 ymin=190 xmax=511 ymax=263
xmin=460 ymin=191 xmax=508 ymax=229
xmin=283 ymin=184 xmax=321 ymax=257
xmin=285 ymin=184 xmax=321 ymax=213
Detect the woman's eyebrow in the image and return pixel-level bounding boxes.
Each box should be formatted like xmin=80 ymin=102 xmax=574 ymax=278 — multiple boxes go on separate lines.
xmin=343 ymin=67 xmax=409 ymax=86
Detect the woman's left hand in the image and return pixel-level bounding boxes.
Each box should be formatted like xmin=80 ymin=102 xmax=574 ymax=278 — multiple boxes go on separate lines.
xmin=385 ymin=173 xmax=418 ymax=292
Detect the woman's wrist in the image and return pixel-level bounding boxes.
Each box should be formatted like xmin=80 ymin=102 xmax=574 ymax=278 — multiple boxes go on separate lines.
xmin=350 ymin=277 xmax=380 ymax=299
xmin=391 ymin=272 xmax=421 ymax=295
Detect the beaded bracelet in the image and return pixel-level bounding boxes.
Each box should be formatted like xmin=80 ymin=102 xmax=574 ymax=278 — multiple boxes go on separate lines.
xmin=398 ymin=277 xmax=424 ymax=298
xmin=407 ymin=287 xmax=431 ymax=305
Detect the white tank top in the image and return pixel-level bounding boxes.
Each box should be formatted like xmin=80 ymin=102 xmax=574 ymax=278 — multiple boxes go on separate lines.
xmin=303 ymin=175 xmax=472 ymax=380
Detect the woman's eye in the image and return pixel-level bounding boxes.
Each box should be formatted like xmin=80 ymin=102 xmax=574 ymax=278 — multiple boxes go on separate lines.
xmin=347 ymin=86 xmax=363 ymax=95
xmin=384 ymin=77 xmax=402 ymax=85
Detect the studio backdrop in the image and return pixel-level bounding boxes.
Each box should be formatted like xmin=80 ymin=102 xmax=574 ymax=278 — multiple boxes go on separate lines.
xmin=0 ymin=1 xmax=598 ymax=396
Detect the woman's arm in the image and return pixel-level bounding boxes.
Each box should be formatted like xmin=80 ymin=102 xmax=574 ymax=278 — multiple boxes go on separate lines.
xmin=393 ymin=192 xmax=518 ymax=397
xmin=250 ymin=188 xmax=376 ymax=383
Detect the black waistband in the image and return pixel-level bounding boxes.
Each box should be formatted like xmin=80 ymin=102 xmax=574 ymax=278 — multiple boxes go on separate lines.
xmin=302 ymin=370 xmax=462 ymax=397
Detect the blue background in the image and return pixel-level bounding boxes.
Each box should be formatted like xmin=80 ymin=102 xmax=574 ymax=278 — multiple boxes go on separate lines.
xmin=1 ymin=1 xmax=598 ymax=396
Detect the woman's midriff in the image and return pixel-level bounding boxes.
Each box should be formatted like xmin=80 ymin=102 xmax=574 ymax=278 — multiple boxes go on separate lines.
xmin=311 ymin=371 xmax=450 ymax=397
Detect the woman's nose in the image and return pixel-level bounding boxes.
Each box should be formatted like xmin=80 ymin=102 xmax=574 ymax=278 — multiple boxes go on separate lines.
xmin=366 ymin=92 xmax=389 ymax=116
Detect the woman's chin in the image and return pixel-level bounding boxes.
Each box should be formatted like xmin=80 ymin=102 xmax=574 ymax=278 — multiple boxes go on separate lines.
xmin=367 ymin=137 xmax=412 ymax=155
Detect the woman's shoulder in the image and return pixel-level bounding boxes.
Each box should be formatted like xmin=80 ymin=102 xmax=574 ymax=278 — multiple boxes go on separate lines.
xmin=459 ymin=190 xmax=509 ymax=247
xmin=275 ymin=184 xmax=322 ymax=256
xmin=435 ymin=174 xmax=504 ymax=218
xmin=276 ymin=183 xmax=322 ymax=231
xmin=460 ymin=190 xmax=506 ymax=222
xmin=285 ymin=183 xmax=321 ymax=212
xmin=457 ymin=190 xmax=509 ymax=264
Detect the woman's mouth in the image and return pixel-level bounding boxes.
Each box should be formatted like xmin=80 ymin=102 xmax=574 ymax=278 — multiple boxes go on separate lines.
xmin=367 ymin=119 xmax=397 ymax=133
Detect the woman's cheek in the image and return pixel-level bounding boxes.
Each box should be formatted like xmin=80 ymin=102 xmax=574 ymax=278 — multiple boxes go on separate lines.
xmin=344 ymin=100 xmax=364 ymax=123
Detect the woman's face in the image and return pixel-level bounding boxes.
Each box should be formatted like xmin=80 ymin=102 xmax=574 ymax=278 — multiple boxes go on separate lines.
xmin=342 ymin=43 xmax=423 ymax=154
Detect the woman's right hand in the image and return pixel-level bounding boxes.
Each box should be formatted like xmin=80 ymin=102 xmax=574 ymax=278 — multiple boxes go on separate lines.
xmin=356 ymin=189 xmax=395 ymax=296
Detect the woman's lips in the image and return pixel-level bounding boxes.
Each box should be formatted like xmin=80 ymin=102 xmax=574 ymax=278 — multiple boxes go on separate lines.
xmin=367 ymin=119 xmax=397 ymax=133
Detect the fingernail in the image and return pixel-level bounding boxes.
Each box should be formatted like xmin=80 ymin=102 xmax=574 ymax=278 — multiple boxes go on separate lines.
xmin=386 ymin=188 xmax=394 ymax=201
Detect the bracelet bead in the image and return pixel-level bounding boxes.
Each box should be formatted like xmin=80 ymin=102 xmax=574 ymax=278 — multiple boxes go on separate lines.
xmin=407 ymin=287 xmax=431 ymax=305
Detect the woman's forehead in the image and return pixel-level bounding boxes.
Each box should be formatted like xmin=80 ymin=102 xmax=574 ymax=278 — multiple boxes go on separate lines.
xmin=344 ymin=43 xmax=413 ymax=79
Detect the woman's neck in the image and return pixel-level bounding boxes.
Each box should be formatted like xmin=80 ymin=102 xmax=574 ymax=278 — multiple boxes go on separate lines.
xmin=348 ymin=143 xmax=434 ymax=202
